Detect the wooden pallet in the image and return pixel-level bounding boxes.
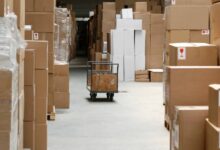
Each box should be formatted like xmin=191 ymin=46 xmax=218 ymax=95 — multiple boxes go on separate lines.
xmin=47 ymin=106 xmax=56 ymax=121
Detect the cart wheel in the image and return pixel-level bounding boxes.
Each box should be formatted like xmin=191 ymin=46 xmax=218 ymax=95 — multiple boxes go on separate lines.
xmin=90 ymin=93 xmax=97 ymax=101
xmin=107 ymin=93 xmax=110 ymax=99
xmin=109 ymin=93 xmax=114 ymax=101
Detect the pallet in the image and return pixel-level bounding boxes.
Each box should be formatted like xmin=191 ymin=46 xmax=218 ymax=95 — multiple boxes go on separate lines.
xmin=47 ymin=106 xmax=56 ymax=121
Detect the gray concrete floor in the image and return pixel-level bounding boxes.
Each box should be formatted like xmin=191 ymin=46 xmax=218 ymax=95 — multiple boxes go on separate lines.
xmin=48 ymin=68 xmax=169 ymax=150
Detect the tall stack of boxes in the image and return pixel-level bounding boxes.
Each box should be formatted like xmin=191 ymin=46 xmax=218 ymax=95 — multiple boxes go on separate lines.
xmin=24 ymin=49 xmax=35 ymax=150
xmin=26 ymin=41 xmax=48 ymax=150
xmin=25 ymin=0 xmax=56 ymax=116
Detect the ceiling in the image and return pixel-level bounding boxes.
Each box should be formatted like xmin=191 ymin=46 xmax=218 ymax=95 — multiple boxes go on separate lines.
xmin=61 ymin=0 xmax=114 ymax=17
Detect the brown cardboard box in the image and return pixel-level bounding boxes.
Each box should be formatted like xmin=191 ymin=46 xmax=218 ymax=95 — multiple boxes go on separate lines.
xmin=48 ymin=74 xmax=54 ymax=107
xmin=103 ymin=2 xmax=115 ymax=10
xmin=24 ymin=85 xmax=35 ymax=122
xmin=171 ymin=106 xmax=208 ymax=150
xmin=35 ymin=97 xmax=47 ymax=124
xmin=54 ymin=61 xmax=69 ymax=76
xmin=54 ymin=92 xmax=70 ymax=109
xmin=26 ymin=40 xmax=48 ymax=69
xmin=133 ymin=12 xmax=150 ymax=31
xmin=48 ymin=52 xmax=54 ymax=73
xmin=24 ymin=49 xmax=35 ymax=86
xmin=147 ymin=54 xmax=163 ymax=69
xmin=165 ymin=66 xmax=220 ymax=122
xmin=206 ymin=119 xmax=220 ymax=150
xmin=24 ymin=121 xmax=35 ymax=150
xmin=35 ymin=69 xmax=48 ymax=99
xmin=34 ymin=33 xmax=54 ymax=54
xmin=25 ymin=30 xmax=33 ymax=40
xmin=169 ymin=43 xmax=218 ymax=66
xmin=210 ymin=3 xmax=220 ymax=43
xmin=165 ymin=6 xmax=209 ymax=30
xmin=25 ymin=0 xmax=55 ymax=12
xmin=25 ymin=12 xmax=55 ymax=33
xmin=171 ymin=0 xmax=211 ymax=5
xmin=0 ymin=129 xmax=18 ymax=150
xmin=54 ymin=76 xmax=69 ymax=92
xmin=134 ymin=2 xmax=147 ymax=12
xmin=35 ymin=124 xmax=47 ymax=150
xmin=209 ymin=84 xmax=220 ymax=127
xmin=149 ymin=69 xmax=163 ymax=82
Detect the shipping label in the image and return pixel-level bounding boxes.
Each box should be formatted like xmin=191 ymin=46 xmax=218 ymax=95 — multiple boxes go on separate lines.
xmin=178 ymin=47 xmax=186 ymax=60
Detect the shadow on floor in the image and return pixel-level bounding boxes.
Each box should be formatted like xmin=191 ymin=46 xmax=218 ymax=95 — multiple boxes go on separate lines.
xmin=85 ymin=97 xmax=117 ymax=103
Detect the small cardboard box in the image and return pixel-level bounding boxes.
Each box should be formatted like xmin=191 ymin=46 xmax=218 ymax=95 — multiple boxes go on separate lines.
xmin=24 ymin=49 xmax=35 ymax=86
xmin=35 ymin=69 xmax=48 ymax=99
xmin=171 ymin=106 xmax=208 ymax=150
xmin=149 ymin=69 xmax=163 ymax=82
xmin=35 ymin=124 xmax=47 ymax=150
xmin=24 ymin=85 xmax=35 ymax=122
xmin=209 ymin=84 xmax=220 ymax=127
xmin=24 ymin=121 xmax=35 ymax=150
xmin=26 ymin=40 xmax=48 ymax=70
xmin=169 ymin=43 xmax=218 ymax=66
xmin=25 ymin=12 xmax=55 ymax=32
xmin=54 ymin=61 xmax=69 ymax=76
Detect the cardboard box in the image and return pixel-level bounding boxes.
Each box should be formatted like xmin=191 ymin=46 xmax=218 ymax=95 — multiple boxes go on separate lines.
xmin=147 ymin=54 xmax=163 ymax=69
xmin=24 ymin=49 xmax=35 ymax=86
xmin=206 ymin=119 xmax=220 ymax=150
xmin=26 ymin=12 xmax=55 ymax=32
xmin=26 ymin=0 xmax=55 ymax=12
xmin=171 ymin=0 xmax=211 ymax=5
xmin=35 ymin=97 xmax=47 ymax=124
xmin=48 ymin=74 xmax=54 ymax=107
xmin=165 ymin=66 xmax=220 ymax=122
xmin=134 ymin=2 xmax=147 ymax=12
xmin=124 ymin=55 xmax=135 ymax=81
xmin=54 ymin=76 xmax=69 ymax=92
xmin=116 ymin=19 xmax=142 ymax=30
xmin=121 ymin=8 xmax=133 ymax=19
xmin=24 ymin=85 xmax=35 ymax=122
xmin=35 ymin=69 xmax=48 ymax=99
xmin=54 ymin=61 xmax=69 ymax=76
xmin=54 ymin=92 xmax=70 ymax=109
xmin=124 ymin=30 xmax=135 ymax=56
xmin=149 ymin=69 xmax=163 ymax=82
xmin=165 ymin=6 xmax=209 ymax=30
xmin=14 ymin=0 xmax=25 ymax=29
xmin=171 ymin=106 xmax=208 ymax=150
xmin=26 ymin=40 xmax=48 ymax=70
xmin=33 ymin=33 xmax=54 ymax=54
xmin=0 ymin=127 xmax=18 ymax=150
xmin=48 ymin=52 xmax=54 ymax=73
xmin=24 ymin=122 xmax=35 ymax=150
xmin=111 ymin=30 xmax=124 ymax=56
xmin=135 ymin=55 xmax=145 ymax=71
xmin=103 ymin=2 xmax=115 ymax=10
xmin=209 ymin=84 xmax=220 ymax=127
xmin=211 ymin=3 xmax=220 ymax=43
xmin=135 ymin=30 xmax=145 ymax=55
xmin=169 ymin=43 xmax=218 ymax=66
xmin=35 ymin=124 xmax=47 ymax=150
xmin=25 ymin=30 xmax=33 ymax=40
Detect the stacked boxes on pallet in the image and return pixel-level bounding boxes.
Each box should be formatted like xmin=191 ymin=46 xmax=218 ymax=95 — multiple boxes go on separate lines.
xmin=26 ymin=41 xmax=48 ymax=150
xmin=25 ymin=0 xmax=56 ymax=116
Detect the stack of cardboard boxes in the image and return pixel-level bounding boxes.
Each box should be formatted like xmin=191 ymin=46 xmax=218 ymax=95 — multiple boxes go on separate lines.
xmin=25 ymin=0 xmax=56 ymax=116
xmin=26 ymin=41 xmax=49 ymax=150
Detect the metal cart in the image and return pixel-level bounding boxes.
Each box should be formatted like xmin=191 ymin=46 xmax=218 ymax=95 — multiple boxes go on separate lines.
xmin=87 ymin=61 xmax=119 ymax=101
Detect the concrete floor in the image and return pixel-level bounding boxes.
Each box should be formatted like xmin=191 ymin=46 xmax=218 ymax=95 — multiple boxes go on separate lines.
xmin=48 ymin=68 xmax=169 ymax=150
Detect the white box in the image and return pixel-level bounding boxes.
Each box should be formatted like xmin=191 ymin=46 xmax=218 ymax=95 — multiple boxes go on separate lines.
xmin=112 ymin=55 xmax=124 ymax=81
xmin=135 ymin=55 xmax=145 ymax=70
xmin=111 ymin=30 xmax=124 ymax=56
xmin=124 ymin=55 xmax=135 ymax=81
xmin=123 ymin=30 xmax=135 ymax=55
xmin=116 ymin=19 xmax=142 ymax=30
xmin=121 ymin=8 xmax=133 ymax=19
xmin=135 ymin=30 xmax=146 ymax=55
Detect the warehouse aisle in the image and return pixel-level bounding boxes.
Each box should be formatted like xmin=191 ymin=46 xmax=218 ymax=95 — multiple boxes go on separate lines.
xmin=48 ymin=68 xmax=169 ymax=150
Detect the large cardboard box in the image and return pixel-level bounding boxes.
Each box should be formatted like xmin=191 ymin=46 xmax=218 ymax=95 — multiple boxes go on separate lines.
xmin=149 ymin=69 xmax=163 ymax=82
xmin=206 ymin=119 xmax=220 ymax=150
xmin=165 ymin=6 xmax=209 ymax=30
xmin=54 ymin=92 xmax=70 ymax=109
xmin=24 ymin=85 xmax=35 ymax=122
xmin=35 ymin=97 xmax=47 ymax=124
xmin=169 ymin=43 xmax=218 ymax=66
xmin=24 ymin=49 xmax=35 ymax=86
xmin=35 ymin=124 xmax=47 ymax=150
xmin=210 ymin=3 xmax=220 ymax=43
xmin=209 ymin=84 xmax=220 ymax=127
xmin=0 ymin=126 xmax=18 ymax=150
xmin=35 ymin=69 xmax=48 ymax=99
xmin=26 ymin=40 xmax=48 ymax=70
xmin=171 ymin=0 xmax=211 ymax=5
xmin=24 ymin=121 xmax=35 ymax=150
xmin=171 ymin=106 xmax=208 ymax=150
xmin=26 ymin=0 xmax=55 ymax=12
xmin=26 ymin=12 xmax=55 ymax=33
xmin=134 ymin=2 xmax=147 ymax=12
xmin=54 ymin=76 xmax=69 ymax=92
xmin=165 ymin=66 xmax=220 ymax=121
